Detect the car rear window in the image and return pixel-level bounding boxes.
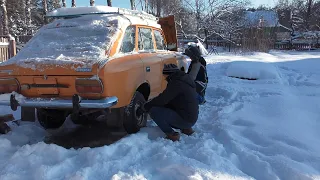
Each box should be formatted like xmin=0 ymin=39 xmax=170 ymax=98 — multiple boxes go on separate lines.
xmin=154 ymin=30 xmax=165 ymax=50
xmin=13 ymin=14 xmax=119 ymax=61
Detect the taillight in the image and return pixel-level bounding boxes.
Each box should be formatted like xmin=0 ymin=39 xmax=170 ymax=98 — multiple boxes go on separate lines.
xmin=75 ymin=78 xmax=103 ymax=94
xmin=0 ymin=78 xmax=19 ymax=94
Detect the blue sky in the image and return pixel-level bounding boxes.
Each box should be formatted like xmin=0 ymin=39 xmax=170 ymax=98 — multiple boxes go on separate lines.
xmin=76 ymin=0 xmax=276 ymax=9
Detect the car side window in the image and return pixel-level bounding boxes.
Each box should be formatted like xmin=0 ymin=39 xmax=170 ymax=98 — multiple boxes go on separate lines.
xmin=154 ymin=30 xmax=165 ymax=50
xmin=120 ymin=26 xmax=136 ymax=53
xmin=138 ymin=28 xmax=154 ymax=51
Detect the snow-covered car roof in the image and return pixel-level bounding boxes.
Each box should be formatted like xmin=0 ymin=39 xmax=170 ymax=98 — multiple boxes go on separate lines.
xmin=46 ymin=6 xmax=161 ymax=29
xmin=2 ymin=6 xmax=161 ymax=68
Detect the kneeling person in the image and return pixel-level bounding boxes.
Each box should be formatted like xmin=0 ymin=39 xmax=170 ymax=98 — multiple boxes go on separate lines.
xmin=138 ymin=64 xmax=199 ymax=141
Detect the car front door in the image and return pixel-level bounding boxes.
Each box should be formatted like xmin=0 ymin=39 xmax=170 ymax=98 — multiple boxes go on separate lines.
xmin=137 ymin=26 xmax=163 ymax=99
xmin=153 ymin=28 xmax=181 ymax=92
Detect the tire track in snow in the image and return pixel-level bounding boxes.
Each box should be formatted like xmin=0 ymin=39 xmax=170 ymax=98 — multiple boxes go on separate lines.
xmin=198 ymin=61 xmax=320 ymax=180
xmin=195 ymin=62 xmax=278 ymax=180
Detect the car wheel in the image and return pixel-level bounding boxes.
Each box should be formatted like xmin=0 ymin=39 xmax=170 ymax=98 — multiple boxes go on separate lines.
xmin=36 ymin=108 xmax=67 ymax=129
xmin=123 ymin=91 xmax=147 ymax=134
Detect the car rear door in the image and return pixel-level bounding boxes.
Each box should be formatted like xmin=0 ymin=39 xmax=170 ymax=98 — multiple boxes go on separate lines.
xmin=137 ymin=26 xmax=163 ymax=98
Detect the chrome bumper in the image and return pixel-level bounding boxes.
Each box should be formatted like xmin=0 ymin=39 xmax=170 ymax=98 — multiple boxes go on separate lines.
xmin=0 ymin=95 xmax=118 ymax=109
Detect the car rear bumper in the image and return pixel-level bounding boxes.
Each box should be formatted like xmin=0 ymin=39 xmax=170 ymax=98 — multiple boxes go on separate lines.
xmin=0 ymin=94 xmax=118 ymax=110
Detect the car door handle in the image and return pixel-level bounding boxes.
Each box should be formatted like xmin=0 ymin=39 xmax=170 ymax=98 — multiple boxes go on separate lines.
xmin=146 ymin=66 xmax=150 ymax=72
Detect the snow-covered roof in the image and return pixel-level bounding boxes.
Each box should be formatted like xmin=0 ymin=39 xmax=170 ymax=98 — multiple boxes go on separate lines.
xmin=244 ymin=10 xmax=279 ymax=27
xmin=46 ymin=6 xmax=160 ymax=28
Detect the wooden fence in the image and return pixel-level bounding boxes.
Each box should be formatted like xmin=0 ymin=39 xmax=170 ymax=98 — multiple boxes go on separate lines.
xmin=0 ymin=36 xmax=16 ymax=62
xmin=274 ymin=42 xmax=320 ymax=50
xmin=179 ymin=38 xmax=320 ymax=52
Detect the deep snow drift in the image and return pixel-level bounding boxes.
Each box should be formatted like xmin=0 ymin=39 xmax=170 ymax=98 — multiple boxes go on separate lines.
xmin=0 ymin=50 xmax=320 ymax=180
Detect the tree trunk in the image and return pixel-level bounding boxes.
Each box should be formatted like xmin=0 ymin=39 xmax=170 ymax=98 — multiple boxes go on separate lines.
xmin=26 ymin=0 xmax=32 ymax=35
xmin=43 ymin=0 xmax=48 ymax=24
xmin=62 ymin=0 xmax=66 ymax=7
xmin=306 ymin=0 xmax=313 ymax=30
xmin=72 ymin=0 xmax=76 ymax=7
xmin=107 ymin=0 xmax=111 ymax=6
xmin=156 ymin=0 xmax=161 ymax=17
xmin=90 ymin=0 xmax=95 ymax=6
xmin=145 ymin=0 xmax=148 ymax=12
xmin=195 ymin=0 xmax=201 ymax=36
xmin=130 ymin=0 xmax=135 ymax=10
xmin=0 ymin=0 xmax=9 ymax=35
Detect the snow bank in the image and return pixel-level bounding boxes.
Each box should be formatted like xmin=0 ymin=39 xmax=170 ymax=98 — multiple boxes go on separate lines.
xmin=225 ymin=61 xmax=280 ymax=80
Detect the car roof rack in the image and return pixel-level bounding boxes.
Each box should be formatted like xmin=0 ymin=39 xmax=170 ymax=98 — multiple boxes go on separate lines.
xmin=46 ymin=6 xmax=158 ymax=21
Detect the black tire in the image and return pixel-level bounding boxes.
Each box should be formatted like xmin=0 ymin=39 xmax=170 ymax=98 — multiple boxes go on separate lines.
xmin=36 ymin=108 xmax=67 ymax=129
xmin=123 ymin=91 xmax=147 ymax=134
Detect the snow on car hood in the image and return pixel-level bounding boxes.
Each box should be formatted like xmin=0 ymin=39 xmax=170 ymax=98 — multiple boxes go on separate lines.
xmin=1 ymin=14 xmax=127 ymax=69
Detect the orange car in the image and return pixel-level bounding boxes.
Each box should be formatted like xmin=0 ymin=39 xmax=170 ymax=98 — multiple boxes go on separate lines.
xmin=0 ymin=6 xmax=189 ymax=134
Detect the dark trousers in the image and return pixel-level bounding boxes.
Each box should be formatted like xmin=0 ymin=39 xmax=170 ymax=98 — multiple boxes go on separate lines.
xmin=149 ymin=107 xmax=194 ymax=134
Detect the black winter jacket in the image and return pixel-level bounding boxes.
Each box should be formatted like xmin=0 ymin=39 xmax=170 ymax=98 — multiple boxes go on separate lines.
xmin=144 ymin=71 xmax=199 ymax=124
xmin=188 ymin=58 xmax=208 ymax=97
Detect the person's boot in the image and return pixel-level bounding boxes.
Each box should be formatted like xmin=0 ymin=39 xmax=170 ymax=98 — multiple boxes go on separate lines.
xmin=181 ymin=128 xmax=195 ymax=136
xmin=165 ymin=132 xmax=180 ymax=142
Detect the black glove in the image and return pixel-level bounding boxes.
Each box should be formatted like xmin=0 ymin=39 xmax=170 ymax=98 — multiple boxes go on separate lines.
xmin=136 ymin=104 xmax=146 ymax=117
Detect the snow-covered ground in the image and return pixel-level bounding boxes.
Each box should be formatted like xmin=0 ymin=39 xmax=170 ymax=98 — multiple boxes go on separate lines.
xmin=1 ymin=50 xmax=320 ymax=180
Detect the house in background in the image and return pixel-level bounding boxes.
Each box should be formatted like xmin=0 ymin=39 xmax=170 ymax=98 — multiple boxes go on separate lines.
xmin=240 ymin=10 xmax=279 ymax=51
xmin=276 ymin=9 xmax=293 ymax=42
xmin=242 ymin=10 xmax=292 ymax=41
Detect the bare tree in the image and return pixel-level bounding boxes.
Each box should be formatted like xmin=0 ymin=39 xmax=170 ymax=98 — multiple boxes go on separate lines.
xmin=62 ymin=0 xmax=66 ymax=7
xmin=156 ymin=0 xmax=161 ymax=16
xmin=72 ymin=0 xmax=76 ymax=7
xmin=90 ymin=0 xmax=94 ymax=6
xmin=130 ymin=0 xmax=136 ymax=10
xmin=25 ymin=0 xmax=32 ymax=34
xmin=0 ymin=0 xmax=8 ymax=35
xmin=42 ymin=0 xmax=48 ymax=23
xmin=306 ymin=0 xmax=313 ymax=29
xmin=145 ymin=0 xmax=148 ymax=11
xmin=107 ymin=0 xmax=111 ymax=6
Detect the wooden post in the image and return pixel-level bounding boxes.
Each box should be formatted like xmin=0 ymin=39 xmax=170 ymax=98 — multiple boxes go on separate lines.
xmin=8 ymin=36 xmax=16 ymax=59
xmin=229 ymin=33 xmax=231 ymax=52
xmin=204 ymin=28 xmax=208 ymax=49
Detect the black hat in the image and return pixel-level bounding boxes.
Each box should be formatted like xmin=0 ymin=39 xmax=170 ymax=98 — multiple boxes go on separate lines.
xmin=163 ymin=64 xmax=180 ymax=75
xmin=184 ymin=46 xmax=201 ymax=61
